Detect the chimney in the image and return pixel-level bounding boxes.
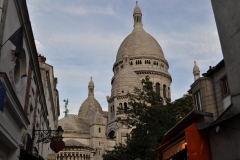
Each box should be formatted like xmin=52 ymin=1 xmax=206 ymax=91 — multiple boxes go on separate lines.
xmin=38 ymin=54 xmax=46 ymax=63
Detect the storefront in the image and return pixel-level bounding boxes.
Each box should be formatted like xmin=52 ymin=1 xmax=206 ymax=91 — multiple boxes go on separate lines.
xmin=156 ymin=111 xmax=213 ymax=160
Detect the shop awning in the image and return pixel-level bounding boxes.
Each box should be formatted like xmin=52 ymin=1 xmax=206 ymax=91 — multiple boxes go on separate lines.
xmin=185 ymin=124 xmax=211 ymax=160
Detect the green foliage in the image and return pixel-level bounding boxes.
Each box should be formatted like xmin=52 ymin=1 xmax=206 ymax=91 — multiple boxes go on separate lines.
xmin=171 ymin=94 xmax=194 ymax=121
xmin=103 ymin=76 xmax=194 ymax=160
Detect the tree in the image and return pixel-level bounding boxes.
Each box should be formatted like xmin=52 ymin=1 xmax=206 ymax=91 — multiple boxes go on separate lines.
xmin=103 ymin=76 xmax=177 ymax=160
xmin=171 ymin=94 xmax=194 ymax=121
xmin=103 ymin=76 xmax=194 ymax=160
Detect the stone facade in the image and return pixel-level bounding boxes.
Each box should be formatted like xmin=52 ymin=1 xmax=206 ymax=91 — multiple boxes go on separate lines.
xmin=190 ymin=60 xmax=231 ymax=120
xmin=58 ymin=3 xmax=172 ymax=160
xmin=0 ymin=0 xmax=59 ymax=159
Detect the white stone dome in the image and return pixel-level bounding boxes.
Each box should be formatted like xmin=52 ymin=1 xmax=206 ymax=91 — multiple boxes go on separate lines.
xmin=78 ymin=78 xmax=103 ymax=117
xmin=78 ymin=96 xmax=103 ymax=117
xmin=116 ymin=31 xmax=165 ymax=62
xmin=111 ymin=67 xmax=140 ymax=95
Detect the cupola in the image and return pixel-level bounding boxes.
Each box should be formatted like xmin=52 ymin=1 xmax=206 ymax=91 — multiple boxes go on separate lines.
xmin=193 ymin=61 xmax=200 ymax=81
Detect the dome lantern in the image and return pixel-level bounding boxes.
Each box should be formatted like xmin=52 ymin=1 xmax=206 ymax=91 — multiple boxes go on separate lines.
xmin=88 ymin=77 xmax=94 ymax=97
xmin=133 ymin=1 xmax=143 ymax=30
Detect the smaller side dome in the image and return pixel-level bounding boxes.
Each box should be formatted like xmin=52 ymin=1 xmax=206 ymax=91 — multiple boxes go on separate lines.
xmin=111 ymin=67 xmax=140 ymax=96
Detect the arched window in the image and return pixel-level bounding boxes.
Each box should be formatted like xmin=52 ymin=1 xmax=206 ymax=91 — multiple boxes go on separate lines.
xmin=108 ymin=130 xmax=115 ymax=139
xmin=163 ymin=85 xmax=166 ymax=98
xmin=130 ymin=61 xmax=133 ymax=65
xmin=99 ymin=127 xmax=101 ymax=133
xmin=145 ymin=60 xmax=147 ymax=64
xmin=113 ymin=105 xmax=114 ymax=111
xmin=156 ymin=83 xmax=160 ymax=95
xmin=124 ymin=102 xmax=127 ymax=112
xmin=168 ymin=87 xmax=170 ymax=98
xmin=119 ymin=103 xmax=122 ymax=108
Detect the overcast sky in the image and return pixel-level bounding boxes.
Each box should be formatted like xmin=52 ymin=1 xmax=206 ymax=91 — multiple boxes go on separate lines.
xmin=26 ymin=0 xmax=223 ymax=119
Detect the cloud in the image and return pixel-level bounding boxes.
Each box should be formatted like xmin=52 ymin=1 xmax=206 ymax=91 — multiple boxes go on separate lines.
xmin=35 ymin=40 xmax=43 ymax=50
xmin=63 ymin=5 xmax=115 ymax=16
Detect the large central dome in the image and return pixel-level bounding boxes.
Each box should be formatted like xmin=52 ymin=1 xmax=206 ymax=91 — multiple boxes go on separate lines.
xmin=116 ymin=30 xmax=165 ymax=62
xmin=110 ymin=2 xmax=172 ymax=100
xmin=115 ymin=2 xmax=166 ymax=63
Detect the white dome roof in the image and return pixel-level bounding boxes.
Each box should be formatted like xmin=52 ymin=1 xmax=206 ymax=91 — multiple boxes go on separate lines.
xmin=133 ymin=3 xmax=142 ymax=15
xmin=112 ymin=67 xmax=140 ymax=94
xmin=78 ymin=96 xmax=103 ymax=117
xmin=116 ymin=30 xmax=165 ymax=62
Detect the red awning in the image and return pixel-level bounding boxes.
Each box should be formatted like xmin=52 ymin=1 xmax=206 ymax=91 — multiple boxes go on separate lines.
xmin=185 ymin=124 xmax=211 ymax=160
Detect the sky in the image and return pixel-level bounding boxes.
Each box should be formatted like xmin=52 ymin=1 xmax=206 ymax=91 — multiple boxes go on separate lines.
xmin=26 ymin=0 xmax=223 ymax=119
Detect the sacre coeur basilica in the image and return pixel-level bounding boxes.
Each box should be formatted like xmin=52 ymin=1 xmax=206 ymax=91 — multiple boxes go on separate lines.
xmin=58 ymin=2 xmax=172 ymax=160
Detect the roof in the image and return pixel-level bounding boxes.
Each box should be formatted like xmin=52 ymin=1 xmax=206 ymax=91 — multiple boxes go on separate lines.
xmin=161 ymin=110 xmax=213 ymax=144
xmin=116 ymin=29 xmax=165 ymax=63
xmin=64 ymin=139 xmax=93 ymax=150
xmin=200 ymin=103 xmax=240 ymax=130
xmin=133 ymin=3 xmax=142 ymax=15
xmin=58 ymin=114 xmax=90 ymax=132
xmin=202 ymin=59 xmax=224 ymax=77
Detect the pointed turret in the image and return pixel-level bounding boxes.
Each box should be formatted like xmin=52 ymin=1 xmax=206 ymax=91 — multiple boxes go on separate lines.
xmin=193 ymin=61 xmax=200 ymax=81
xmin=88 ymin=77 xmax=94 ymax=97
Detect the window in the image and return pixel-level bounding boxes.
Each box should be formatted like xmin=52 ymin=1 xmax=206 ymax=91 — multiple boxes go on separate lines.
xmin=124 ymin=102 xmax=127 ymax=112
xmin=99 ymin=127 xmax=101 ymax=133
xmin=156 ymin=83 xmax=160 ymax=95
xmin=119 ymin=103 xmax=122 ymax=108
xmin=194 ymin=90 xmax=202 ymax=110
xmin=221 ymin=77 xmax=230 ymax=96
xmin=163 ymin=85 xmax=166 ymax=98
xmin=108 ymin=130 xmax=115 ymax=139
xmin=168 ymin=87 xmax=170 ymax=98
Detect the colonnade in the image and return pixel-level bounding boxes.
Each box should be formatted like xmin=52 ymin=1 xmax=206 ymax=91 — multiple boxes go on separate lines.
xmin=57 ymin=152 xmax=91 ymax=160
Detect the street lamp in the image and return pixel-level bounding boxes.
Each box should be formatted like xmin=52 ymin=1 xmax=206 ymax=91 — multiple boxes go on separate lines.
xmin=32 ymin=126 xmax=64 ymax=143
